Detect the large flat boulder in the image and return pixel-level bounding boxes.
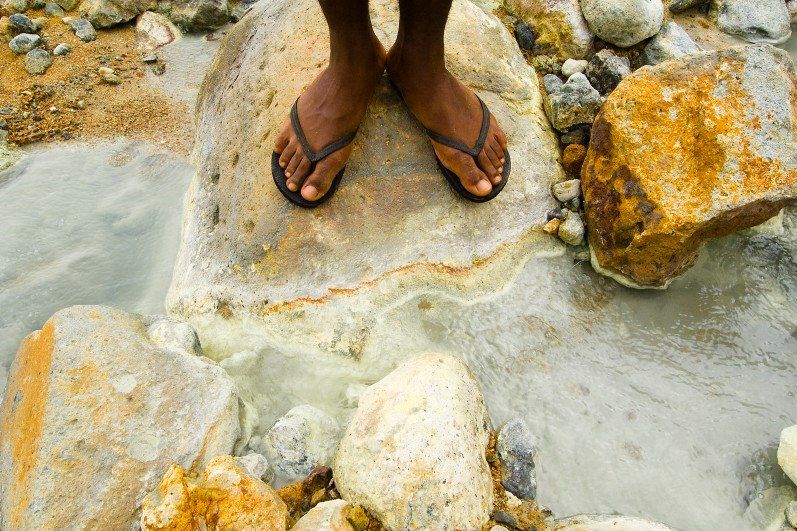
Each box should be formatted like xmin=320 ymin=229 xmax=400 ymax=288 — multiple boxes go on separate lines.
xmin=582 ymin=45 xmax=797 ymax=288
xmin=167 ymin=0 xmax=563 ymax=359
xmin=332 ymin=354 xmax=493 ymax=531
xmin=0 ymin=305 xmax=241 ymax=529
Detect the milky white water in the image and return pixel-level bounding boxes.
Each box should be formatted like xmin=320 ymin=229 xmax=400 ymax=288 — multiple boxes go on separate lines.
xmin=0 ymin=27 xmax=796 ymax=531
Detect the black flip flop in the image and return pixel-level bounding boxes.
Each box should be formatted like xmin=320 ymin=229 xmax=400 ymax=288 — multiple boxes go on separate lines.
xmin=422 ymin=96 xmax=510 ymax=203
xmin=271 ymin=98 xmax=358 ymax=208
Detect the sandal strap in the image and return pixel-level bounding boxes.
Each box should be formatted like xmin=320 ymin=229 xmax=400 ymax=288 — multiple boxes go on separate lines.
xmin=290 ymin=98 xmax=358 ymax=164
xmin=423 ymin=96 xmax=490 ymax=158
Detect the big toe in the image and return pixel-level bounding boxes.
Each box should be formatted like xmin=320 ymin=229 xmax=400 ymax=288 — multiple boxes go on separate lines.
xmin=300 ymin=150 xmax=348 ymax=201
xmin=438 ymin=147 xmax=493 ymax=197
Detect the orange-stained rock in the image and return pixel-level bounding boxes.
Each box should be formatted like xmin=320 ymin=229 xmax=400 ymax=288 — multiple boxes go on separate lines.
xmin=140 ymin=455 xmax=289 ymax=530
xmin=0 ymin=305 xmax=241 ymax=529
xmin=582 ymin=45 xmax=797 ymax=288
xmin=561 ymin=144 xmax=587 ymax=176
xmin=503 ymin=0 xmax=594 ymax=59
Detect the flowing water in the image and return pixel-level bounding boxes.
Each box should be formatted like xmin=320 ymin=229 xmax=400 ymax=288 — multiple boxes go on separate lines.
xmin=0 ymin=27 xmax=796 ymax=531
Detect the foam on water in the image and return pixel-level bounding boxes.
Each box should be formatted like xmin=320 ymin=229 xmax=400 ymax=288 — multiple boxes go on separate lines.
xmin=0 ymin=141 xmax=192 ymax=389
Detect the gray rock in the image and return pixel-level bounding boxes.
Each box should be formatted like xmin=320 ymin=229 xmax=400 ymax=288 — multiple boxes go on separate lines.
xmin=560 ymin=125 xmax=589 ymax=145
xmin=669 ymin=0 xmax=707 ymax=12
xmin=66 ymin=17 xmax=96 ymax=41
xmin=543 ymin=73 xmax=563 ymax=93
xmin=235 ymin=452 xmax=274 ymax=483
xmin=580 ymin=0 xmax=663 ymax=47
xmin=639 ymin=21 xmax=700 ymax=66
xmin=31 ymin=15 xmax=45 ymax=29
xmin=709 ymin=0 xmax=791 ymax=44
xmin=514 ymin=19 xmax=535 ymax=51
xmin=55 ymin=0 xmax=77 ymax=8
xmin=552 ymin=178 xmax=581 ymax=202
xmin=8 ymin=32 xmax=40 ymax=53
xmin=169 ymin=0 xmax=228 ymax=30
xmin=1 ymin=0 xmax=26 ymax=14
xmin=24 ymin=47 xmax=51 ymax=74
xmin=496 ymin=418 xmax=538 ymax=500
xmin=585 ymin=48 xmax=631 ymax=95
xmin=260 ymin=404 xmax=341 ymax=481
xmin=53 ymin=42 xmax=71 ymax=55
xmin=546 ymin=207 xmax=567 ymax=221
xmin=558 ymin=211 xmax=585 ymax=245
xmin=44 ymin=1 xmax=64 ymax=14
xmin=8 ymin=12 xmax=35 ymax=32
xmin=561 ymin=58 xmax=587 ymax=77
xmin=544 ymin=72 xmax=602 ymax=132
xmin=80 ymin=0 xmax=153 ymax=27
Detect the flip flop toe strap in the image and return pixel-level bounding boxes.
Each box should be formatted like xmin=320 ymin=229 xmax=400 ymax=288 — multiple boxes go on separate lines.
xmin=423 ymin=97 xmax=491 ymax=158
xmin=290 ymin=99 xmax=358 ymax=164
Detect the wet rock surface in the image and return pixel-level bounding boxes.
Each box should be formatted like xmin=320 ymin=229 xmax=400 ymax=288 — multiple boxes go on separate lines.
xmin=0 ymin=305 xmax=241 ymax=529
xmin=333 ymin=354 xmax=494 ymax=530
xmin=582 ymin=45 xmax=797 ymax=288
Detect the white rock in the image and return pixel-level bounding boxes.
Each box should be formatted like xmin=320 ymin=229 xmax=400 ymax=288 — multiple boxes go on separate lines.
xmin=580 ymin=0 xmax=664 ymax=47
xmin=778 ymin=425 xmax=797 ymax=486
xmin=709 ymin=0 xmax=792 ymax=44
xmin=146 ymin=314 xmax=203 ymax=356
xmin=503 ymin=0 xmax=594 ymax=59
xmin=552 ymin=178 xmax=581 ymax=202
xmin=135 ymin=10 xmax=180 ymax=51
xmin=262 ymin=404 xmax=341 ymax=481
xmin=561 ymin=58 xmax=588 ymax=77
xmin=166 ymin=0 xmax=564 ymax=361
xmin=333 ymin=354 xmax=494 ymax=531
xmin=558 ymin=211 xmax=585 ymax=246
xmin=236 ymin=452 xmax=273 ymax=483
xmin=639 ymin=21 xmax=700 ymax=66
xmin=292 ymin=499 xmax=354 ymax=531
xmin=343 ymin=382 xmax=368 ymax=408
xmin=0 ymin=305 xmax=241 ymax=529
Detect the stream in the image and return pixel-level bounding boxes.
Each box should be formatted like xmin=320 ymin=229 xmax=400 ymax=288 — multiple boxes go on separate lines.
xmin=0 ymin=26 xmax=795 ymax=531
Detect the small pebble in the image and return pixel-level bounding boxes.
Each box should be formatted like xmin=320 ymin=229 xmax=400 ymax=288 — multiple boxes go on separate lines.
xmin=9 ymin=13 xmax=37 ymax=33
xmin=514 ymin=20 xmax=536 ymax=51
xmin=542 ymin=73 xmax=563 ymax=94
xmin=24 ymin=48 xmax=52 ymax=75
xmin=8 ymin=33 xmax=41 ymax=54
xmin=559 ymin=211 xmax=585 ymax=246
xmin=561 ymin=58 xmax=588 ymax=77
xmin=141 ymin=53 xmax=157 ymax=63
xmin=53 ymin=42 xmax=71 ymax=55
xmin=552 ymin=179 xmax=581 ymax=202
xmin=66 ymin=17 xmax=96 ymax=42
xmin=76 ymin=99 xmax=86 ymax=108
xmin=564 ymin=196 xmax=581 ymax=211
xmin=493 ymin=510 xmax=517 ymax=528
xmin=44 ymin=1 xmax=65 ymax=15
xmin=32 ymin=17 xmax=46 ymax=30
xmin=0 ymin=119 xmax=7 ymax=129
xmin=561 ymin=143 xmax=587 ymax=175
xmin=546 ymin=207 xmax=566 ymax=221
xmin=99 ymin=66 xmax=121 ymax=84
xmin=544 ymin=218 xmax=561 ymax=235
xmin=49 ymin=106 xmax=57 ymax=113
xmin=150 ymin=62 xmax=166 ymax=75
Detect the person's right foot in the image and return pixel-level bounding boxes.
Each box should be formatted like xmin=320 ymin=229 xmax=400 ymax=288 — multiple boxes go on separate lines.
xmin=274 ymin=34 xmax=386 ymax=202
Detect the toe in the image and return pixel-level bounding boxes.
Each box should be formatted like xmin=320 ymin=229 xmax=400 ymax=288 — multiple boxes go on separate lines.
xmin=286 ymin=155 xmax=310 ymax=192
xmin=301 ymin=151 xmax=347 ymax=201
xmin=279 ymin=141 xmax=298 ymax=169
xmin=448 ymin=150 xmax=492 ymax=197
xmin=484 ymin=144 xmax=503 ymax=184
xmin=274 ymin=118 xmax=291 ymax=154
xmin=477 ymin=150 xmax=500 ymax=185
xmin=284 ymin=148 xmax=304 ymax=179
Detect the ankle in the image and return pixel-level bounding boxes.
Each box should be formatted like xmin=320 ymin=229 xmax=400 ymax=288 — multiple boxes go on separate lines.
xmin=329 ymin=33 xmax=385 ymax=72
xmin=386 ymin=40 xmax=446 ymax=81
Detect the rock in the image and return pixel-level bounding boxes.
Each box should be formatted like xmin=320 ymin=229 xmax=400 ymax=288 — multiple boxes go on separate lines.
xmin=169 ymin=0 xmax=228 ymax=30
xmin=1 ymin=0 xmax=26 ymax=15
xmin=582 ymin=45 xmax=797 ymax=288
xmin=497 ymin=418 xmax=538 ymax=500
xmin=543 ymin=72 xmax=563 ymax=93
xmin=560 ymin=125 xmax=589 ymax=145
xmin=504 ymin=0 xmax=593 ymax=59
xmin=788 ymin=501 xmax=797 ymax=527
xmin=743 ymin=485 xmax=797 ymax=530
xmin=55 ymin=0 xmax=76 ymax=8
xmin=584 ymin=49 xmax=630 ymax=95
xmin=229 ymin=0 xmax=249 ymax=21
xmin=235 ymin=452 xmax=273 ymax=483
xmin=558 ymin=211 xmax=585 ymax=245
xmin=65 ymin=17 xmax=96 ymax=41
xmin=140 ymin=455 xmax=289 ymax=530
xmin=8 ymin=12 xmax=35 ymax=32
xmin=333 ymin=354 xmax=494 ymax=531
xmin=53 ymin=41 xmax=70 ymax=54
xmin=546 ymin=207 xmax=567 ymax=220
xmin=276 ymin=465 xmax=333 ymax=519
xmin=0 ymin=305 xmax=241 ymax=529
xmin=789 ymin=0 xmax=797 ymax=22
xmin=98 ymin=65 xmax=121 ymax=83
xmin=44 ymin=1 xmax=64 ymax=14
xmin=638 ymin=21 xmax=700 ymax=66
xmin=514 ymin=19 xmax=535 ymax=51
xmin=166 ymin=0 xmax=563 ymax=359
xmin=544 ymin=72 xmax=602 ymax=132
xmin=778 ymin=425 xmax=797 ymax=486
xmin=292 ymin=500 xmax=355 ymax=531
xmin=561 ymin=58 xmax=587 ymax=77
xmin=8 ymin=32 xmax=39 ymax=53
xmin=31 ymin=15 xmax=45 ymax=28
xmin=580 ymin=0 xmax=663 ymax=47
xmin=24 ymin=47 xmax=51 ymax=74
xmin=80 ymin=0 xmax=153 ymax=28
xmin=135 ymin=10 xmax=179 ymax=51
xmin=709 ymin=0 xmax=791 ymax=45
xmin=544 ymin=217 xmax=562 ymax=234
xmin=561 ymin=144 xmax=586 ymax=175
xmin=343 ymin=382 xmax=367 ymax=409
xmin=669 ymin=0 xmax=707 ymax=11
xmin=552 ymin=178 xmax=581 ymax=202
xmin=260 ymin=404 xmax=341 ymax=481
xmin=553 ymin=514 xmax=675 ymax=530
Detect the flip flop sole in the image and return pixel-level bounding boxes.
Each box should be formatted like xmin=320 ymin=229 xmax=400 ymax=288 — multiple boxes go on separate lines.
xmin=435 ymin=148 xmax=511 ymax=203
xmin=271 ymin=151 xmax=346 ymax=209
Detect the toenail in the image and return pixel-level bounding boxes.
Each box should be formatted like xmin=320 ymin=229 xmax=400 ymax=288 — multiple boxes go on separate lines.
xmin=476 ymin=180 xmax=492 ymax=193
xmin=500 ymin=158 xmax=505 ymax=163
xmin=285 ymin=171 xmax=291 ymax=177
xmin=495 ymin=175 xmax=502 ymax=183
xmin=303 ymin=185 xmax=318 ymax=199
xmin=498 ymin=166 xmax=504 ymax=173
xmin=287 ymin=182 xmax=298 ymax=191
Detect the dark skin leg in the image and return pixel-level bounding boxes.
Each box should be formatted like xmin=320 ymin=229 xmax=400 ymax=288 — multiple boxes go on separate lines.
xmin=274 ymin=0 xmax=385 ymax=201
xmin=386 ymin=0 xmax=508 ymax=197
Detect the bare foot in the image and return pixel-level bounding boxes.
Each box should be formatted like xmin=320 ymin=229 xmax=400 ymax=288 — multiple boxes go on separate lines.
xmin=274 ymin=34 xmax=386 ymax=202
xmin=386 ymin=41 xmax=508 ymax=197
